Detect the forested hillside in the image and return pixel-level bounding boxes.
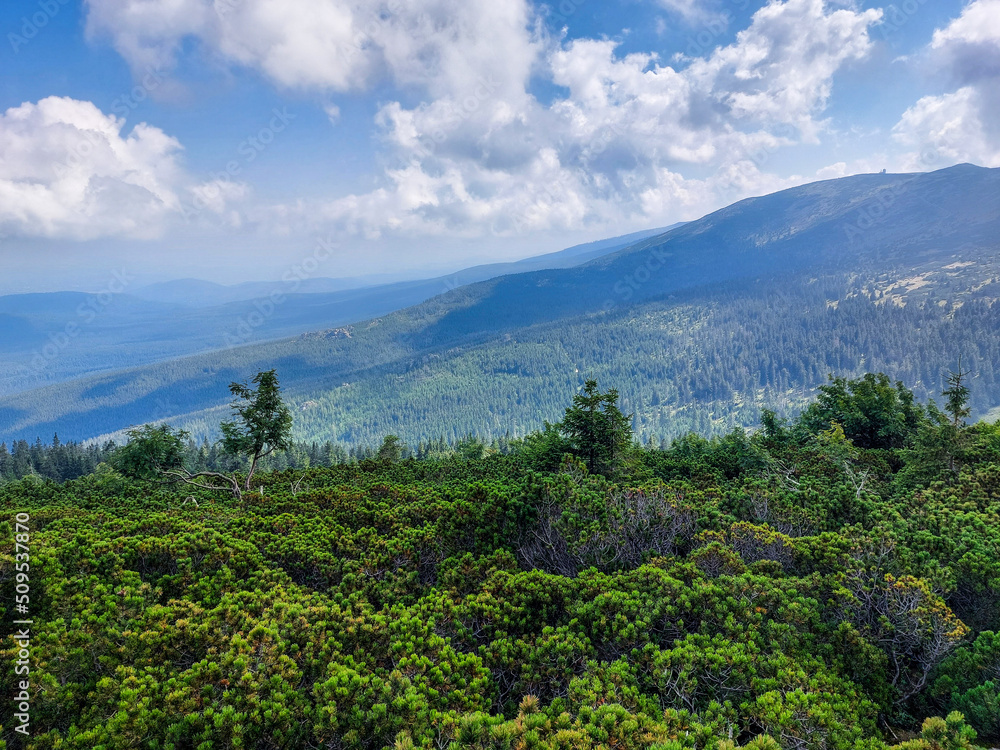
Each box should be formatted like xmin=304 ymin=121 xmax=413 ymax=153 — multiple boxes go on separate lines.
xmin=1 ymin=165 xmax=997 ymax=446
xmin=1 ymin=374 xmax=997 ymax=749
xmin=0 ymin=228 xmax=666 ymax=398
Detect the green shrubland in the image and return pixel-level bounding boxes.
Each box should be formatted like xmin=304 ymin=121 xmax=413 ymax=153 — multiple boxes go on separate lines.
xmin=0 ymin=373 xmax=997 ymax=749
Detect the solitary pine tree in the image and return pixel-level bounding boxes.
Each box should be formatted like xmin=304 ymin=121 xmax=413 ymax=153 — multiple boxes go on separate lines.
xmin=559 ymin=380 xmax=633 ymax=476
xmin=122 ymin=369 xmax=293 ymax=500
xmin=219 ymin=369 xmax=293 ymax=494
xmin=376 ymin=435 xmax=405 ymax=463
xmin=943 ymin=359 xmax=971 ymax=428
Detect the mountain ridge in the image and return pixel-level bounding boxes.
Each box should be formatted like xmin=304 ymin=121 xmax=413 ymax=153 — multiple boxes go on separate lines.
xmin=2 ymin=165 xmax=998 ymax=444
xmin=0 ymin=226 xmax=671 ymax=397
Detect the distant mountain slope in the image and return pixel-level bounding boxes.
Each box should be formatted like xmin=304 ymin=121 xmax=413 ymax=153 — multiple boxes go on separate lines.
xmin=404 ymin=165 xmax=999 ymax=343
xmin=131 ymin=227 xmax=676 ymax=308
xmin=1 ymin=165 xmax=997 ymax=444
xmin=0 ymin=227 xmax=668 ymax=397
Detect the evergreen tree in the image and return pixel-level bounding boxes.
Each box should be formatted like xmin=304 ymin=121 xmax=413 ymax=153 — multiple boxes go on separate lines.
xmin=377 ymin=435 xmax=405 ymax=463
xmin=943 ymin=360 xmax=972 ymax=428
xmin=558 ymin=380 xmax=634 ymax=476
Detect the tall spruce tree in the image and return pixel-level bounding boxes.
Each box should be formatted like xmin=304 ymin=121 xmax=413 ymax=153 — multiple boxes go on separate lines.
xmin=558 ymin=380 xmax=634 ymax=476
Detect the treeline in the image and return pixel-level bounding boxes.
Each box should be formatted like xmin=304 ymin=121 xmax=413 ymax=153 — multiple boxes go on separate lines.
xmin=0 ymin=436 xmax=116 ymax=483
xmin=0 ymin=433 xmax=519 ymax=484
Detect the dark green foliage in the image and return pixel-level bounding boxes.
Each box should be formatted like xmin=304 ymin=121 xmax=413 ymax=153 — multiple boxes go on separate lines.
xmin=943 ymin=363 xmax=972 ymax=428
xmin=511 ymin=423 xmax=573 ymax=473
xmin=112 ymin=424 xmax=189 ymax=481
xmin=558 ymin=380 xmax=634 ymax=476
xmin=797 ymin=373 xmax=924 ymax=450
xmin=930 ymin=633 xmax=1000 ymax=738
xmin=376 ymin=434 xmax=406 ymax=463
xmin=219 ymin=369 xmax=293 ymax=485
xmin=1 ymin=373 xmax=997 ymax=749
xmin=0 ymin=436 xmax=116 ymax=483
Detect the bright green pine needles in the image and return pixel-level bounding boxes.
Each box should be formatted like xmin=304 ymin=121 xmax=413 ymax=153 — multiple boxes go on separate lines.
xmin=1 ymin=375 xmax=999 ymax=750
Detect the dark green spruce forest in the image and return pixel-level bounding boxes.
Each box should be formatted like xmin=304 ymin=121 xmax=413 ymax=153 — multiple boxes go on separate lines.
xmin=2 ymin=370 xmax=999 ymax=750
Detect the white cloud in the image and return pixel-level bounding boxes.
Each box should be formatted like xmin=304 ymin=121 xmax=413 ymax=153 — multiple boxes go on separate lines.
xmin=311 ymin=0 xmax=881 ymax=238
xmin=684 ymin=0 xmax=881 ymax=141
xmin=85 ymin=0 xmax=541 ymax=98
xmin=0 ymin=96 xmax=254 ymax=240
xmin=816 ymin=162 xmax=848 ymax=179
xmin=654 ymin=0 xmax=723 ymax=23
xmin=893 ymin=0 xmax=1000 ymax=169
xmin=930 ymin=0 xmax=1000 ymax=75
xmin=894 ymin=87 xmax=1000 ymax=169
xmin=188 ymin=179 xmax=250 ymax=219
xmin=0 ymin=97 xmax=185 ymax=240
xmin=82 ymin=0 xmax=883 ymax=242
xmin=84 ymin=0 xmax=210 ymax=74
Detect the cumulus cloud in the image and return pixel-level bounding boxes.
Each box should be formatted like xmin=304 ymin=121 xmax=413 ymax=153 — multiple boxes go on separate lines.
xmin=0 ymin=97 xmax=185 ymax=240
xmin=85 ymin=0 xmax=541 ymax=97
xmin=893 ymin=0 xmax=1000 ymax=169
xmin=930 ymin=0 xmax=1000 ymax=83
xmin=685 ymin=0 xmax=881 ymax=140
xmin=188 ymin=179 xmax=251 ymax=223
xmin=0 ymin=96 xmax=254 ymax=240
xmin=84 ymin=0 xmax=210 ymax=75
xmin=894 ymin=88 xmax=1000 ymax=169
xmin=312 ymin=0 xmax=880 ymax=238
xmin=82 ymin=0 xmax=882 ymax=241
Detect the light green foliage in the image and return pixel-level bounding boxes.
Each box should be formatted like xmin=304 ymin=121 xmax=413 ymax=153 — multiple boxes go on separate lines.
xmin=2 ymin=372 xmax=999 ymax=749
xmin=891 ymin=712 xmax=978 ymax=750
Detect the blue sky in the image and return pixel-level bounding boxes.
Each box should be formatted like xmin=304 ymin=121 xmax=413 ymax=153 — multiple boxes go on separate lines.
xmin=0 ymin=0 xmax=998 ymax=293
